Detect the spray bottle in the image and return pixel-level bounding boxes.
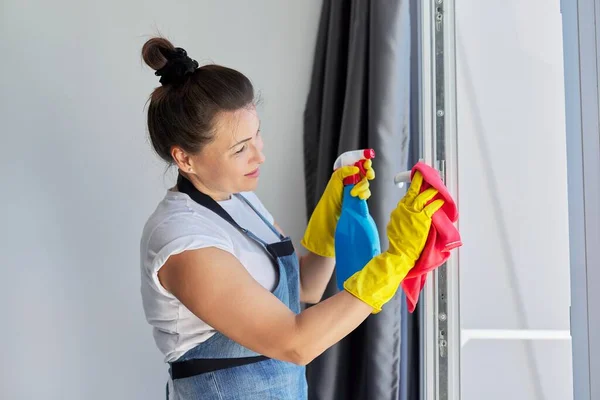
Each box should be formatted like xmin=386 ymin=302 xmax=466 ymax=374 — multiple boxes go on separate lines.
xmin=333 ymin=149 xmax=382 ymax=290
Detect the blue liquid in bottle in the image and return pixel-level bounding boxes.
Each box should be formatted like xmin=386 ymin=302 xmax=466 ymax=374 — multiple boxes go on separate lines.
xmin=334 ymin=184 xmax=381 ymax=290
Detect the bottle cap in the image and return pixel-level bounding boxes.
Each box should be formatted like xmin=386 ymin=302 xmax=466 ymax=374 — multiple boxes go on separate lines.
xmin=363 ymin=149 xmax=375 ymax=159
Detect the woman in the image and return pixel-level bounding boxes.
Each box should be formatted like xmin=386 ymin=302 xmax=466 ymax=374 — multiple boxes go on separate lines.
xmin=139 ymin=37 xmax=444 ymax=400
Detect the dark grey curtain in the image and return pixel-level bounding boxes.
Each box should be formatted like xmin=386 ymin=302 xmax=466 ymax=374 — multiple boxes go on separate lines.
xmin=303 ymin=1 xmax=414 ymax=399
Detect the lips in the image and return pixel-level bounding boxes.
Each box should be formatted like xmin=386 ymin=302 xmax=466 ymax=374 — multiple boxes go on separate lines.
xmin=245 ymin=167 xmax=260 ymax=177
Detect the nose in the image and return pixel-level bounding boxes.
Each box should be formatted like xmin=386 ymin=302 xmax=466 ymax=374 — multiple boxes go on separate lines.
xmin=255 ymin=150 xmax=265 ymax=165
xmin=250 ymin=141 xmax=265 ymax=165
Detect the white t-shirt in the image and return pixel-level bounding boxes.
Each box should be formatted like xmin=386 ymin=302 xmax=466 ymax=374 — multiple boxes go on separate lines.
xmin=139 ymin=189 xmax=281 ymax=362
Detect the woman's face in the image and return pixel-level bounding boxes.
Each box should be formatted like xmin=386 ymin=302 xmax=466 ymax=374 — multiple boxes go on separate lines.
xmin=175 ymin=106 xmax=265 ymax=200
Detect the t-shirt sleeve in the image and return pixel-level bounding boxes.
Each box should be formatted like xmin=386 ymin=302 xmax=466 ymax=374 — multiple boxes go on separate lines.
xmin=242 ymin=192 xmax=275 ymax=224
xmin=145 ymin=212 xmax=235 ymax=296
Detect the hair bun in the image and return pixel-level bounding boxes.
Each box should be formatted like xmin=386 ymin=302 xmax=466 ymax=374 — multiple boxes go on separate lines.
xmin=142 ymin=38 xmax=199 ymax=85
xmin=154 ymin=47 xmax=199 ymax=85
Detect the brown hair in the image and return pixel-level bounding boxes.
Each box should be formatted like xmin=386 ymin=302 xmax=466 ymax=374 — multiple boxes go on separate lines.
xmin=141 ymin=37 xmax=255 ymax=164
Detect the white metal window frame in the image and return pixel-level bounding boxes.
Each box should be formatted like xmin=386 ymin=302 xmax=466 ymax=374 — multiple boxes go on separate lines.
xmin=418 ymin=1 xmax=460 ymax=399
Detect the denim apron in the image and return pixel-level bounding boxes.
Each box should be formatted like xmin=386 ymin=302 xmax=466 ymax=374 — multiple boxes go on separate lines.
xmin=167 ymin=174 xmax=307 ymax=400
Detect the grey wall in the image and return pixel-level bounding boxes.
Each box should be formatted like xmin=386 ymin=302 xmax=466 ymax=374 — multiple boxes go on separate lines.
xmin=0 ymin=1 xmax=321 ymax=399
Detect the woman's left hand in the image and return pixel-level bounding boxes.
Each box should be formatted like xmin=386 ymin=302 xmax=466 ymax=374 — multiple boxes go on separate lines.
xmin=301 ymin=159 xmax=376 ymax=257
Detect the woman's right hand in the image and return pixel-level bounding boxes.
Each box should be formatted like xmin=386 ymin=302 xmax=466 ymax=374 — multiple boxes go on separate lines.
xmin=343 ymin=171 xmax=445 ymax=313
xmin=386 ymin=171 xmax=445 ymax=260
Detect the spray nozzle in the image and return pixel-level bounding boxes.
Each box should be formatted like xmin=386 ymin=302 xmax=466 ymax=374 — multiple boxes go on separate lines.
xmin=333 ymin=149 xmax=376 ymax=185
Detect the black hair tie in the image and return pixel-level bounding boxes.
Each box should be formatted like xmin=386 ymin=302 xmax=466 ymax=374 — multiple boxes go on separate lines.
xmin=155 ymin=47 xmax=199 ymax=85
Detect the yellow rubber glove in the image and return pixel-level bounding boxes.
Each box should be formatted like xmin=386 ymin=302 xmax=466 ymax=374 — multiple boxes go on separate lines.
xmin=343 ymin=171 xmax=445 ymax=313
xmin=301 ymin=159 xmax=376 ymax=258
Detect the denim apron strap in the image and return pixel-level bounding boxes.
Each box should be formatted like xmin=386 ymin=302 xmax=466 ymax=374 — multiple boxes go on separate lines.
xmin=234 ymin=193 xmax=285 ymax=239
xmin=176 ymin=174 xmax=292 ymax=262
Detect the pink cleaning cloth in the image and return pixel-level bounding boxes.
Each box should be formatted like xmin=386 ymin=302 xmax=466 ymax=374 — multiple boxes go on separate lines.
xmin=401 ymin=162 xmax=462 ymax=313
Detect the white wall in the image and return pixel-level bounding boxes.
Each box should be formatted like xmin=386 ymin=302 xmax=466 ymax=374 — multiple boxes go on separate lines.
xmin=0 ymin=1 xmax=321 ymax=399
xmin=455 ymin=0 xmax=572 ymax=399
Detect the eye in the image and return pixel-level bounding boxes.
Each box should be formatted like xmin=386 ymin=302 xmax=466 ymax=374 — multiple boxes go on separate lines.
xmin=235 ymin=145 xmax=246 ymax=154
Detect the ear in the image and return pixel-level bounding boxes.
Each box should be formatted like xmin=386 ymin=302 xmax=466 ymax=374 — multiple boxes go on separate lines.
xmin=171 ymin=146 xmax=193 ymax=172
